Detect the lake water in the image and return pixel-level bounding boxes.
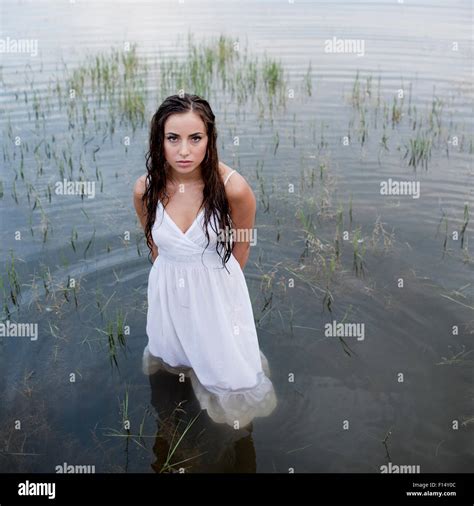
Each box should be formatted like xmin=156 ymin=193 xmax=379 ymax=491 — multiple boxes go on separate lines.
xmin=0 ymin=0 xmax=472 ymax=473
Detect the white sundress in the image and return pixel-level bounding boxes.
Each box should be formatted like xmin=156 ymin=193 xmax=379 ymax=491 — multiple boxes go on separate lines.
xmin=143 ymin=170 xmax=277 ymax=427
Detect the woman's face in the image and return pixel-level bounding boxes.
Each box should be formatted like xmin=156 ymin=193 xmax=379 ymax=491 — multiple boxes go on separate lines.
xmin=163 ymin=111 xmax=208 ymax=175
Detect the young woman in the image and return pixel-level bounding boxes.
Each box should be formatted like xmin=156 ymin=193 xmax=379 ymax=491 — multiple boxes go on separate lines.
xmin=133 ymin=93 xmax=277 ymax=428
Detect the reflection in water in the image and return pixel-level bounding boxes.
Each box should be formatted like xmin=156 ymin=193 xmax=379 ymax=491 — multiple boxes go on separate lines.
xmin=148 ymin=367 xmax=257 ymax=473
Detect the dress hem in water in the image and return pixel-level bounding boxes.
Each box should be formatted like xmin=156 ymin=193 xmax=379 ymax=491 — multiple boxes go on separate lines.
xmin=142 ymin=344 xmax=277 ymax=427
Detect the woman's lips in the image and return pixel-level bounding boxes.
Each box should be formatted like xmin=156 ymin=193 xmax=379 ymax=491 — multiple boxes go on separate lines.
xmin=177 ymin=161 xmax=192 ymax=165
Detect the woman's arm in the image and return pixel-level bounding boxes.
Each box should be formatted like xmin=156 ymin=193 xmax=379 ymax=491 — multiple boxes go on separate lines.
xmin=226 ymin=174 xmax=257 ymax=270
xmin=133 ymin=174 xmax=159 ymax=262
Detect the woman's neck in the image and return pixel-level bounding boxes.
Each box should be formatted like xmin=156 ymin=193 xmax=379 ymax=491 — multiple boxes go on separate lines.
xmin=167 ymin=167 xmax=203 ymax=186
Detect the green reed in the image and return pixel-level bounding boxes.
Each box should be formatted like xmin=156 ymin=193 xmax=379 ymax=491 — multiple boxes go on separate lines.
xmin=351 ymin=227 xmax=366 ymax=277
xmin=460 ymin=202 xmax=469 ymax=249
xmin=5 ymin=251 xmax=21 ymax=307
xmin=404 ymin=132 xmax=432 ymax=170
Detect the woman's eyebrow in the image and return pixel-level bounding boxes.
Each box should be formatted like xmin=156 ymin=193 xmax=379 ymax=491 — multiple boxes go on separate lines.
xmin=165 ymin=132 xmax=204 ymax=136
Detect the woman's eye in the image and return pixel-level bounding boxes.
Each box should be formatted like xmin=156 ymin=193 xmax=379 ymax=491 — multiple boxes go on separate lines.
xmin=166 ymin=137 xmax=201 ymax=143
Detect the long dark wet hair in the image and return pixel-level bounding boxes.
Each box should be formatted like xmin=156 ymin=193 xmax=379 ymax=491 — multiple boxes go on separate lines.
xmin=142 ymin=93 xmax=233 ymax=272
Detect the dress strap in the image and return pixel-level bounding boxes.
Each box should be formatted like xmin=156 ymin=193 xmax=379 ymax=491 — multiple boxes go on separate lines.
xmin=224 ymin=169 xmax=237 ymax=186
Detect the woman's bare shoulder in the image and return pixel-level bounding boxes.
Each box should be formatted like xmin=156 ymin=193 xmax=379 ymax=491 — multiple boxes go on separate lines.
xmin=218 ymin=161 xmax=232 ymax=180
xmin=218 ymin=161 xmax=245 ymax=187
xmin=218 ymin=162 xmax=254 ymax=206
xmin=133 ymin=173 xmax=148 ymax=197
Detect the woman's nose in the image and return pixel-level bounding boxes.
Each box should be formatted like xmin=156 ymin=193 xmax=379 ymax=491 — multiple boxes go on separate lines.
xmin=179 ymin=142 xmax=190 ymax=155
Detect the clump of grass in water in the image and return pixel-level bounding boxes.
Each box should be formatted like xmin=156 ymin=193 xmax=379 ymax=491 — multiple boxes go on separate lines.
xmin=103 ymin=402 xmax=206 ymax=472
xmin=347 ymin=73 xmax=464 ymax=173
xmin=404 ymin=132 xmax=432 ymax=170
xmin=262 ymin=56 xmax=284 ymax=96
xmin=96 ymin=308 xmax=128 ymax=369
xmin=289 ymin=158 xmax=394 ymax=316
xmin=59 ymin=43 xmax=147 ymax=133
xmin=369 ymin=216 xmax=395 ymax=253
xmin=160 ymin=34 xmax=288 ymax=116
xmin=295 ymin=206 xmax=336 ymax=312
xmin=158 ymin=408 xmax=205 ymax=473
xmin=166 ymin=33 xmax=237 ymax=101
xmin=120 ymin=88 xmax=145 ymax=129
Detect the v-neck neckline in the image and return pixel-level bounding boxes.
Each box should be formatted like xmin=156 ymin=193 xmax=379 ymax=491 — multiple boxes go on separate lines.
xmin=161 ymin=203 xmax=204 ymax=236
